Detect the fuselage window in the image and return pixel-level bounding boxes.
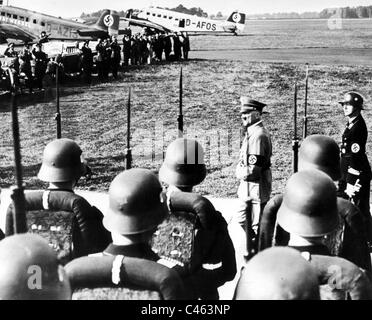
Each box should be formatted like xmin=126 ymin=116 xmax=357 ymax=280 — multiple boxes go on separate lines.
xmin=33 ymin=19 xmax=37 ymax=24
xmin=169 ymin=16 xmax=172 ymax=19
xmin=26 ymin=17 xmax=29 ymax=22
xmin=152 ymin=13 xmax=156 ymax=16
xmin=20 ymin=16 xmax=25 ymax=21
xmin=7 ymin=13 xmax=11 ymax=18
xmin=41 ymin=21 xmax=45 ymax=26
xmin=0 ymin=12 xmax=5 ymax=17
xmin=13 ymin=14 xmax=17 ymax=19
xmin=157 ymin=14 xmax=161 ymax=17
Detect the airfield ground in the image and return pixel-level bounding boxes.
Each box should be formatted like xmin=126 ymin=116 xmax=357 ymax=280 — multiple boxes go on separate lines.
xmin=0 ymin=18 xmax=372 ymax=299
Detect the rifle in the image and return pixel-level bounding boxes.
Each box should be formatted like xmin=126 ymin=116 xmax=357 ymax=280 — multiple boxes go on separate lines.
xmin=125 ymin=88 xmax=132 ymax=170
xmin=292 ymin=83 xmax=299 ymax=173
xmin=302 ymin=63 xmax=309 ymax=140
xmin=244 ymin=198 xmax=255 ymax=262
xmin=55 ymin=65 xmax=62 ymax=139
xmin=10 ymin=81 xmax=27 ymax=234
xmin=177 ymin=67 xmax=183 ymax=138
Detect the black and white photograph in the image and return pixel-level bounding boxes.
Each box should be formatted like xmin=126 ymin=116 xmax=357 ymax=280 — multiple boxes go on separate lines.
xmin=1 ymin=0 xmax=372 ymax=306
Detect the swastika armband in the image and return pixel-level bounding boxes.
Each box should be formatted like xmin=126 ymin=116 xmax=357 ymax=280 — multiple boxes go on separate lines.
xmin=351 ymin=143 xmax=360 ymax=153
xmin=247 ymin=154 xmax=266 ymax=167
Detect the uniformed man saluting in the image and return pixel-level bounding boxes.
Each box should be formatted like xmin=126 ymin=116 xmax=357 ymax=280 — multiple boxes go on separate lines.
xmin=338 ymin=91 xmax=372 ymax=244
xmin=235 ymin=97 xmax=272 ymax=244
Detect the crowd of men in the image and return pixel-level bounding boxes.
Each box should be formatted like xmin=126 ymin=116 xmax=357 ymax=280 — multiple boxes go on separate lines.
xmin=0 ymin=31 xmax=191 ymax=92
xmin=0 ymin=71 xmax=371 ymax=299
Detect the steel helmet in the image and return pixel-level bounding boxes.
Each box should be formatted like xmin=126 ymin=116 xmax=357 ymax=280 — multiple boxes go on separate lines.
xmin=159 ymin=138 xmax=206 ymax=188
xmin=277 ymin=170 xmax=339 ymax=238
xmin=338 ymin=91 xmax=364 ymax=109
xmin=299 ymin=134 xmax=341 ymax=181
xmin=0 ymin=234 xmax=71 ymax=300
xmin=38 ymin=138 xmax=87 ymax=183
xmin=103 ymin=168 xmax=168 ymax=235
xmin=234 ymin=247 xmax=320 ymax=300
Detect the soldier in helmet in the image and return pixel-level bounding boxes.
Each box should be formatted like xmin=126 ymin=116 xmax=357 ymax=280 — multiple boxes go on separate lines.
xmin=100 ymin=168 xmax=167 ymax=259
xmin=277 ymin=170 xmax=372 ymax=299
xmin=0 ymin=234 xmax=71 ymax=300
xmin=258 ymin=135 xmax=371 ymax=274
xmin=234 ymin=247 xmax=320 ymax=300
xmin=338 ymin=91 xmax=372 ymax=244
xmin=159 ymin=138 xmax=237 ymax=300
xmin=235 ymin=97 xmax=272 ymax=248
xmin=5 ymin=138 xmax=110 ymax=260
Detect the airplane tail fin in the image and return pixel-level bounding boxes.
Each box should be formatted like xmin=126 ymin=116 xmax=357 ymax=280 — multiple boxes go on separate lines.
xmin=226 ymin=12 xmax=246 ymax=32
xmin=95 ymin=9 xmax=120 ymax=36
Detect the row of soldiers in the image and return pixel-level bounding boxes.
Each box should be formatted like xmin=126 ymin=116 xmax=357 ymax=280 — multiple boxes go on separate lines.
xmin=1 ymin=93 xmax=372 ymax=300
xmin=122 ymin=32 xmax=191 ymax=66
xmin=1 ymin=42 xmax=48 ymax=93
xmin=1 ymin=31 xmax=191 ymax=90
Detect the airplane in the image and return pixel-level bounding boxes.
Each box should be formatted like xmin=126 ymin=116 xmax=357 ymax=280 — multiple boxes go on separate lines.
xmin=122 ymin=7 xmax=246 ymax=35
xmin=0 ymin=5 xmax=124 ymax=44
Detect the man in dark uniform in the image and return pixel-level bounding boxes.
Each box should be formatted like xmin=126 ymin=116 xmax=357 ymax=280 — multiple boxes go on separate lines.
xmin=276 ymin=170 xmax=372 ymax=299
xmin=338 ymin=91 xmax=372 ymax=244
xmin=0 ymin=234 xmax=71 ymax=300
xmin=258 ymin=135 xmax=371 ymax=274
xmin=159 ymin=138 xmax=237 ymax=300
xmin=122 ymin=34 xmax=131 ymax=66
xmin=80 ymin=41 xmax=93 ymax=84
xmin=19 ymin=43 xmax=34 ymax=93
xmin=235 ymin=97 xmax=272 ymax=248
xmin=234 ymin=247 xmax=320 ymax=300
xmin=32 ymin=44 xmax=48 ymax=90
xmin=110 ymin=36 xmax=121 ymax=79
xmin=5 ymin=138 xmax=111 ymax=262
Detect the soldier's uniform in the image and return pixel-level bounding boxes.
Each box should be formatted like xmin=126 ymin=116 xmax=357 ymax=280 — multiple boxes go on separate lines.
xmin=80 ymin=42 xmax=93 ymax=84
xmin=259 ymin=135 xmax=371 ymax=274
xmin=69 ymin=169 xmax=188 ymax=300
xmin=32 ymin=45 xmax=48 ymax=90
xmin=259 ymin=194 xmax=372 ymax=275
xmin=5 ymin=139 xmax=111 ymax=264
xmin=5 ymin=190 xmax=111 ymax=262
xmin=338 ymin=92 xmax=372 ymax=242
xmin=235 ymin=98 xmax=272 ymax=236
xmin=166 ymin=191 xmax=237 ymax=300
xmin=159 ymin=138 xmax=237 ymax=300
xmin=19 ymin=46 xmax=33 ymax=93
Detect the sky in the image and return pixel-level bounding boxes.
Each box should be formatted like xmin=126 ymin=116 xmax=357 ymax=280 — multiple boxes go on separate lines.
xmin=3 ymin=0 xmax=372 ymax=17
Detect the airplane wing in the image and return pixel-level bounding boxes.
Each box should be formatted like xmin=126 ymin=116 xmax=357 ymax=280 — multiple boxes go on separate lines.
xmin=121 ymin=17 xmax=172 ymax=33
xmin=0 ymin=23 xmax=37 ymax=43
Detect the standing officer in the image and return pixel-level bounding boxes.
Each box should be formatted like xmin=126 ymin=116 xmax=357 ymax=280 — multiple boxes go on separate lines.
xmin=110 ymin=36 xmax=121 ymax=79
xmin=122 ymin=34 xmax=131 ymax=66
xmin=159 ymin=138 xmax=237 ymax=300
xmin=235 ymin=97 xmax=272 ymax=245
xmin=32 ymin=43 xmax=48 ymax=90
xmin=19 ymin=43 xmax=34 ymax=93
xmin=338 ymin=91 xmax=372 ymax=243
xmin=80 ymin=41 xmax=93 ymax=84
xmin=0 ymin=234 xmax=71 ymax=300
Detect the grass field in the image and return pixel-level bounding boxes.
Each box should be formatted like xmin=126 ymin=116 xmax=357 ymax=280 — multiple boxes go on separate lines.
xmin=1 ymin=59 xmax=372 ymax=199
xmin=1 ymin=18 xmax=372 ymax=198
